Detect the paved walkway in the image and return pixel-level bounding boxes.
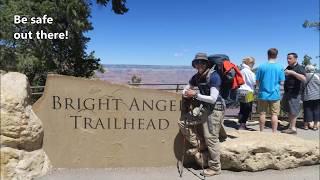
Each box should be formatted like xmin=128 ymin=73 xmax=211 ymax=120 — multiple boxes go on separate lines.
xmin=37 ymin=165 xmax=319 ymax=180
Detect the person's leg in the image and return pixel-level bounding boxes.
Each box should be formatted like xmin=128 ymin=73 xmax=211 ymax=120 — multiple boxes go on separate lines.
xmin=258 ymin=100 xmax=267 ymax=131
xmin=282 ymin=95 xmax=301 ymax=134
xmin=239 ymin=102 xmax=245 ymax=123
xmin=270 ymin=100 xmax=280 ymax=133
xmin=239 ymin=102 xmax=248 ymax=129
xmin=260 ymin=113 xmax=266 ymax=131
xmin=312 ymin=99 xmax=320 ymax=130
xmin=242 ymin=102 xmax=251 ymax=124
xmin=290 ymin=96 xmax=302 ymax=131
xmin=281 ymin=113 xmax=298 ymax=134
xmin=201 ymin=110 xmax=224 ymax=176
xmin=303 ymin=100 xmax=313 ymax=129
xmin=303 ymin=101 xmax=309 ymax=129
xmin=288 ymin=114 xmax=298 ymax=131
xmin=271 ymin=114 xmax=278 ymax=132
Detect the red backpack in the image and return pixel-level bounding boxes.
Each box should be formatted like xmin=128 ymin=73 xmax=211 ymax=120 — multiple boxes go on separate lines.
xmin=207 ymin=54 xmax=245 ymax=99
xmin=223 ymin=60 xmax=245 ymax=89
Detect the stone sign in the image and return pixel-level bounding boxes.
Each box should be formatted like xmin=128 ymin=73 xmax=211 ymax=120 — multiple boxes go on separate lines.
xmin=33 ymin=74 xmax=183 ymax=168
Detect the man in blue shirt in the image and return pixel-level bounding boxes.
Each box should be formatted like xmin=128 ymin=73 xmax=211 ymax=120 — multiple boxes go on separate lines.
xmin=256 ymin=48 xmax=285 ymax=132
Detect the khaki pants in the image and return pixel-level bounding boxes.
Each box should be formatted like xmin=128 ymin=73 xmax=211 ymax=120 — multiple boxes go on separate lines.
xmin=178 ymin=109 xmax=225 ymax=170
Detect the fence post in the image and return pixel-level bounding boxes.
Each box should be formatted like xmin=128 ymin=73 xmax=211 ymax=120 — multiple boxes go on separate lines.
xmin=176 ymin=84 xmax=180 ymax=92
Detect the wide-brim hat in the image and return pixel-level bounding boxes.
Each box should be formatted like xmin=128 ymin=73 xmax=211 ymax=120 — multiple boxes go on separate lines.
xmin=192 ymin=53 xmax=209 ymax=68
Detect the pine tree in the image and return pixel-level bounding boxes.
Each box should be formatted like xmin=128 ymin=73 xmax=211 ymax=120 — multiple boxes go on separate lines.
xmin=0 ymin=0 xmax=128 ymax=85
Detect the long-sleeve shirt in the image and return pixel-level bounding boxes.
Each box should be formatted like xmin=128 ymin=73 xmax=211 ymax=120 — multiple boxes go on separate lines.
xmin=239 ymin=63 xmax=256 ymax=92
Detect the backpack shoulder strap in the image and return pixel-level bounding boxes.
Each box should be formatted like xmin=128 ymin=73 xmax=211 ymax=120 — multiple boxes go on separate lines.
xmin=206 ymin=65 xmax=216 ymax=84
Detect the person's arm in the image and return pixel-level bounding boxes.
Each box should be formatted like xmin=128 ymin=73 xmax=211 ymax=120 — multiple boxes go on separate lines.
xmin=184 ymin=72 xmax=220 ymax=104
xmin=280 ymin=67 xmax=286 ymax=85
xmin=195 ymin=87 xmax=219 ymax=104
xmin=285 ymin=70 xmax=306 ymax=83
xmin=255 ymin=67 xmax=260 ymax=87
xmin=249 ymin=71 xmax=256 ymax=86
xmin=293 ymin=71 xmax=306 ymax=82
xmin=182 ymin=84 xmax=194 ymax=97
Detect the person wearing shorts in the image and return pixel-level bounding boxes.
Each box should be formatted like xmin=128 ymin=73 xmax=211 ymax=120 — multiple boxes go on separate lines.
xmin=256 ymin=48 xmax=285 ymax=132
xmin=281 ymin=53 xmax=306 ymax=134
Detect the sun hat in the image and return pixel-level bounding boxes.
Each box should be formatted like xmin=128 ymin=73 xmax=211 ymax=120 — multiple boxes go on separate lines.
xmin=192 ymin=53 xmax=208 ymax=68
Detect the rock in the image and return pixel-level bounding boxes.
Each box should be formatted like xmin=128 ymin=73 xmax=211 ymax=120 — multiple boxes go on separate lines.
xmin=1 ymin=72 xmax=43 ymax=151
xmin=0 ymin=70 xmax=7 ymax=75
xmin=220 ymin=131 xmax=320 ymax=171
xmin=1 ymin=72 xmax=31 ymax=111
xmin=0 ymin=72 xmax=51 ymax=180
xmin=0 ymin=147 xmax=51 ymax=180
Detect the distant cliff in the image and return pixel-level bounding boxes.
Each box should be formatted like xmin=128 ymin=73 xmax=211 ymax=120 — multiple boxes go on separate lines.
xmin=96 ymin=64 xmax=196 ymax=85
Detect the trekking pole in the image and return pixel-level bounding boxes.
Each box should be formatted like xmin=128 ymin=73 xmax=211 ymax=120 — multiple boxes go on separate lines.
xmin=178 ymin=136 xmax=186 ymax=177
xmin=177 ymin=117 xmax=188 ymax=177
xmin=194 ymin=127 xmax=206 ymax=180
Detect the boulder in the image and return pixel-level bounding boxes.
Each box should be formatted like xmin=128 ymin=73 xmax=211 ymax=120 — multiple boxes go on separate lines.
xmin=220 ymin=131 xmax=320 ymax=171
xmin=1 ymin=72 xmax=43 ymax=150
xmin=1 ymin=72 xmax=30 ymax=112
xmin=0 ymin=72 xmax=51 ymax=180
xmin=0 ymin=147 xmax=51 ymax=180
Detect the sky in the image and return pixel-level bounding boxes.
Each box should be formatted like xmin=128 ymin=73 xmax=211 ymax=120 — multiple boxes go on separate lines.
xmin=86 ymin=0 xmax=320 ymax=67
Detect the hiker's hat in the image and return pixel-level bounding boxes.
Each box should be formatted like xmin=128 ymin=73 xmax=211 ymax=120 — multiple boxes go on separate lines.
xmin=192 ymin=53 xmax=209 ymax=68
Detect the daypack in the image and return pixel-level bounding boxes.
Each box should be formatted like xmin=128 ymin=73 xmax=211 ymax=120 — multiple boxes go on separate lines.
xmin=207 ymin=54 xmax=245 ymax=100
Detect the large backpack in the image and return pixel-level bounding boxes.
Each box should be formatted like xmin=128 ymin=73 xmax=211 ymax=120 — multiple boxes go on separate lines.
xmin=207 ymin=54 xmax=245 ymax=102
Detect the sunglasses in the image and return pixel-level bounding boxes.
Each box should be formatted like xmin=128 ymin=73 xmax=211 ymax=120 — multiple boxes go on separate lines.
xmin=193 ymin=59 xmax=207 ymax=65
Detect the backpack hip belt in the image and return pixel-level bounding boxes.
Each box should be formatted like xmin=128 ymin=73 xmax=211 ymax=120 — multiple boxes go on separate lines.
xmin=213 ymin=102 xmax=224 ymax=111
xmin=213 ymin=97 xmax=225 ymax=111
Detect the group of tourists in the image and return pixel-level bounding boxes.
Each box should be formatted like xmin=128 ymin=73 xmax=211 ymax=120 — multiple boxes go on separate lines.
xmin=178 ymin=48 xmax=319 ymax=177
xmin=240 ymin=48 xmax=319 ymax=134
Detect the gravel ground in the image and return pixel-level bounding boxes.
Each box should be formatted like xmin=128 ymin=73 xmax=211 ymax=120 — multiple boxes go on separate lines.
xmin=36 ymin=118 xmax=320 ymax=180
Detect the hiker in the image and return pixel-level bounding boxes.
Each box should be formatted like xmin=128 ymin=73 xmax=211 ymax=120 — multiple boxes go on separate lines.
xmin=281 ymin=53 xmax=306 ymax=134
xmin=256 ymin=48 xmax=285 ymax=132
xmin=237 ymin=57 xmax=256 ymax=130
xmin=178 ymin=52 xmax=225 ymax=177
xmin=302 ymin=64 xmax=320 ymax=130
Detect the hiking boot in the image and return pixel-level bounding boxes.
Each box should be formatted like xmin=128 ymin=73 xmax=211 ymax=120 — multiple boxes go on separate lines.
xmin=281 ymin=128 xmax=297 ymax=134
xmin=200 ymin=168 xmax=221 ymax=177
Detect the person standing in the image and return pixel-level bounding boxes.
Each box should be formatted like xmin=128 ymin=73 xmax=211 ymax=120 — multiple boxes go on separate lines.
xmin=302 ymin=65 xmax=320 ymax=130
xmin=237 ymin=57 xmax=256 ymax=130
xmin=256 ymin=48 xmax=285 ymax=132
xmin=281 ymin=53 xmax=306 ymax=134
xmin=178 ymin=52 xmax=225 ymax=176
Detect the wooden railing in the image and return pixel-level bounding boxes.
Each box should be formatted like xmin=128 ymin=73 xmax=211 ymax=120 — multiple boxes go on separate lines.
xmin=30 ymin=86 xmax=45 ymax=95
xmin=30 ymin=83 xmax=188 ymax=96
xmin=127 ymin=83 xmax=187 ymax=92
